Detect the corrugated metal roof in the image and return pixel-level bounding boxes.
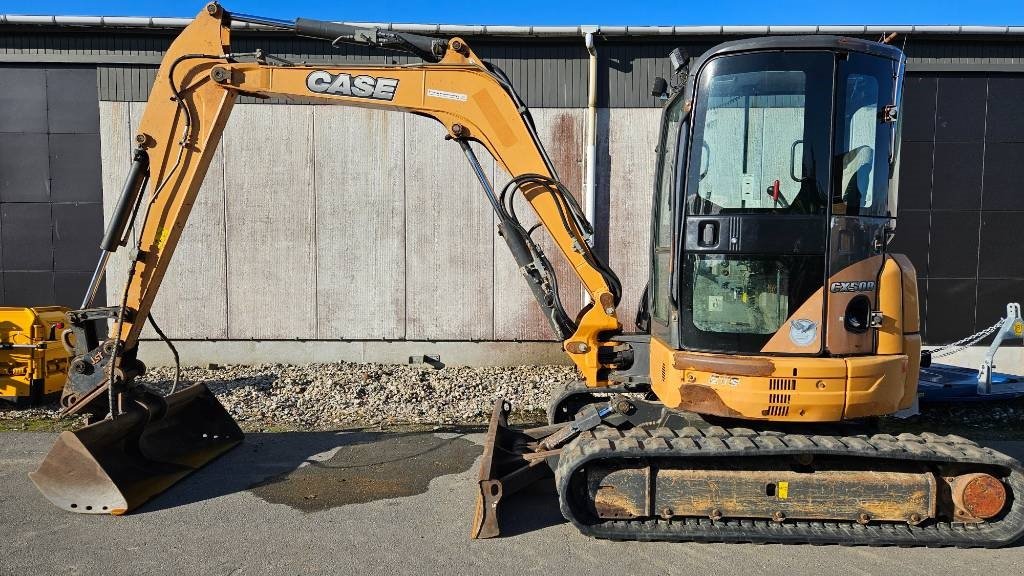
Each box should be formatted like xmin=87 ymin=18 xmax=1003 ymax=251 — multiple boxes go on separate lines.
xmin=0 ymin=14 xmax=1022 ymax=36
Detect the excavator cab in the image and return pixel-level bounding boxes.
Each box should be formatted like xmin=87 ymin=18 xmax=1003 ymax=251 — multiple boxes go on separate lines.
xmin=642 ymin=37 xmax=919 ymax=423
xmin=658 ymin=37 xmax=903 ymax=352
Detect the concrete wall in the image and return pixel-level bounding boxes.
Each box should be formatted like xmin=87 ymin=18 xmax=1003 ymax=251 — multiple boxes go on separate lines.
xmin=99 ymin=102 xmax=659 ymax=353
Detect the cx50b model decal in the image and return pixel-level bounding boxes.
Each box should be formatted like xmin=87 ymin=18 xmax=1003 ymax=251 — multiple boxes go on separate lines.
xmin=306 ymin=71 xmax=399 ymax=101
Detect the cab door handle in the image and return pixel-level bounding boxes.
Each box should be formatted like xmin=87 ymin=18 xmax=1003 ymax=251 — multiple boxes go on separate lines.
xmin=698 ymin=221 xmax=718 ymax=247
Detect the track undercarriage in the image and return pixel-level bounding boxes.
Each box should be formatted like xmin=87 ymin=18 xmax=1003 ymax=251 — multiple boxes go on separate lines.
xmin=473 ymin=384 xmax=1024 ymax=547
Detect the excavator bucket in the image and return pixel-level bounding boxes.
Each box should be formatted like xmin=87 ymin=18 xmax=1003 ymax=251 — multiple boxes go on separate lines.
xmin=471 ymin=399 xmax=562 ymax=538
xmin=30 ymin=383 xmax=242 ymax=514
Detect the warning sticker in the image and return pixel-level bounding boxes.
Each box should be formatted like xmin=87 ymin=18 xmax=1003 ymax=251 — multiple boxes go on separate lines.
xmin=778 ymin=481 xmax=789 ymax=499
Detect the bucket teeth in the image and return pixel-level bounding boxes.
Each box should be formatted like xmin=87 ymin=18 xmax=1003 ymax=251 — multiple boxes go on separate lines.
xmin=30 ymin=383 xmax=242 ymax=514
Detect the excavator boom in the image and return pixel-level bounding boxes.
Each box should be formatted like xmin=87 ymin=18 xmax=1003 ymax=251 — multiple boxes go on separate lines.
xmin=32 ymin=3 xmax=622 ymax=516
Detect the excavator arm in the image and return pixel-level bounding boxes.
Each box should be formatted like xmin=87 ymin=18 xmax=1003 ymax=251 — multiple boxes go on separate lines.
xmin=60 ymin=3 xmax=622 ymax=421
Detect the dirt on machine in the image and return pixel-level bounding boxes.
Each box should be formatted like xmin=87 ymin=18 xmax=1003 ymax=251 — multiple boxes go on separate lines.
xmin=25 ymin=3 xmax=1024 ymax=547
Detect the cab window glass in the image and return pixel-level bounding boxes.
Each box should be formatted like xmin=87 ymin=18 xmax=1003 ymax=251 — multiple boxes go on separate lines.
xmin=651 ymin=96 xmax=687 ymax=323
xmin=687 ymin=52 xmax=834 ymax=216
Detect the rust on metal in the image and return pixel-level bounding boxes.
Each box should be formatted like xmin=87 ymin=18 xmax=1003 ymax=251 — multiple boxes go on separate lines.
xmin=594 ymin=485 xmax=642 ymax=519
xmin=676 ymin=384 xmax=743 ymax=418
xmin=471 ymin=399 xmax=561 ymax=539
xmin=564 ymin=341 xmax=589 ymax=354
xmin=949 ymin=473 xmax=1007 ymax=521
xmin=31 ymin=383 xmax=242 ymax=515
xmin=586 ymin=465 xmax=938 ymax=524
xmin=590 ymin=465 xmax=651 ymax=519
xmin=673 ymin=351 xmax=775 ymax=376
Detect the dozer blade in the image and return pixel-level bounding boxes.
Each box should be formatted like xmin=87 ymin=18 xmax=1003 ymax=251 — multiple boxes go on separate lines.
xmin=30 ymin=383 xmax=242 ymax=515
xmin=471 ymin=399 xmax=562 ymax=539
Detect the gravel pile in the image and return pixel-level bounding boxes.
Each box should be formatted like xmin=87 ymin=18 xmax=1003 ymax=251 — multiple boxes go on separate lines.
xmin=134 ymin=362 xmax=578 ymax=429
xmin=6 ymin=361 xmax=1024 ymax=439
xmin=0 ymin=363 xmax=577 ymax=431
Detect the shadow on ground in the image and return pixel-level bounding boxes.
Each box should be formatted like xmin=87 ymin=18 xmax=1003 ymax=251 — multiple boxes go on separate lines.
xmin=137 ymin=427 xmax=484 ymax=514
xmin=492 ymin=476 xmax=568 ymax=536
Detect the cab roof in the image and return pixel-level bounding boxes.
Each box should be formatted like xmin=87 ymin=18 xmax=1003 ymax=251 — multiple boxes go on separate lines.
xmin=697 ymin=35 xmax=904 ymax=64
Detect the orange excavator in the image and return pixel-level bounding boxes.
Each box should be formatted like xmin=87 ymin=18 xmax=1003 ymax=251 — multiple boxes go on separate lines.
xmin=29 ymin=4 xmax=1024 ymax=547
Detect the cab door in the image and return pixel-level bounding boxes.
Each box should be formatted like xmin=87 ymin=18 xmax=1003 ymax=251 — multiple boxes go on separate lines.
xmin=826 ymin=52 xmax=899 ymax=355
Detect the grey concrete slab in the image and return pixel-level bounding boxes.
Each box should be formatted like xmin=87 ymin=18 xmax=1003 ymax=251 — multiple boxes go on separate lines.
xmin=404 ymin=115 xmax=495 ymax=341
xmin=223 ymin=105 xmax=315 ymax=339
xmin=128 ymin=101 xmax=229 ymax=341
xmin=0 ymin=67 xmax=47 ymax=133
xmin=48 ymin=132 xmax=103 ymax=203
xmin=133 ymin=340 xmax=568 ymax=368
xmin=313 ymin=106 xmax=406 ymax=340
xmin=604 ymin=108 xmax=660 ymax=327
xmin=0 ymin=132 xmax=51 ymax=203
xmin=99 ymin=101 xmax=134 ymax=313
xmin=492 ymin=108 xmax=585 ymax=341
xmin=3 ymin=432 xmax=1024 ymax=576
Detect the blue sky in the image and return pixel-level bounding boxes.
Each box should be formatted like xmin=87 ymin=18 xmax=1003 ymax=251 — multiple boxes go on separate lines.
xmin=3 ymin=0 xmax=1022 ymax=26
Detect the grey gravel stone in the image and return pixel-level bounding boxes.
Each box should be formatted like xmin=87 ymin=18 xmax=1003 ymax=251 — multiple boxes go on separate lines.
xmin=135 ymin=363 xmax=579 ymax=429
xmin=0 ymin=363 xmax=578 ymax=430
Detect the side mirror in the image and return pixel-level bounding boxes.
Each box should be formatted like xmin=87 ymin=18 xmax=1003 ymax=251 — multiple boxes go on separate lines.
xmin=651 ymin=77 xmax=669 ymax=99
xmin=669 ymin=48 xmax=689 ymax=73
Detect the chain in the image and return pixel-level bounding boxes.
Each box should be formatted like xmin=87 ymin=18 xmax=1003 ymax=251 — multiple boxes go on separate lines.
xmin=929 ymin=317 xmax=1006 ymax=359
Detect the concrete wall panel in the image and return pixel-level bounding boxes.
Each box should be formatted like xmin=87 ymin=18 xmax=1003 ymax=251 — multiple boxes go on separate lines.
xmin=130 ymin=102 xmax=229 ymax=339
xmin=100 ymin=100 xmax=133 ymax=312
xmin=404 ymin=114 xmax=494 ymax=340
xmin=101 ymin=103 xmax=664 ymax=349
xmin=493 ymin=108 xmax=586 ymax=341
xmin=314 ymin=107 xmax=406 ymax=340
xmin=224 ymin=105 xmax=315 ymax=339
xmin=102 ymin=102 xmax=228 ymax=340
xmin=605 ymin=108 xmax=660 ymax=329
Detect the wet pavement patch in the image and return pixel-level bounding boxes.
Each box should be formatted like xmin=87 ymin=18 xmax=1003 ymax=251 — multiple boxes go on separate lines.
xmin=248 ymin=430 xmax=482 ymax=512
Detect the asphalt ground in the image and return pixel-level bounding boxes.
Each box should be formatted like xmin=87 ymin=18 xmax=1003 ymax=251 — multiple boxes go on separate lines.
xmin=3 ymin=431 xmax=1024 ymax=576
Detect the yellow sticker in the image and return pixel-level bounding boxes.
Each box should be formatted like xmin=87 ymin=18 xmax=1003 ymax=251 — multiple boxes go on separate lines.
xmin=155 ymin=227 xmax=170 ymax=249
xmin=778 ymin=481 xmax=789 ymax=499
xmin=1014 ymin=320 xmax=1023 ymax=337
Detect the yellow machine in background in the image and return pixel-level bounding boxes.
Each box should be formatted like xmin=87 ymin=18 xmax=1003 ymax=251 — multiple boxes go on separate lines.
xmin=0 ymin=307 xmax=70 ymax=407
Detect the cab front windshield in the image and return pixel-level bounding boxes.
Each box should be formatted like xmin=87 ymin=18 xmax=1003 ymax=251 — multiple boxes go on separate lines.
xmin=686 ymin=51 xmax=834 ymax=216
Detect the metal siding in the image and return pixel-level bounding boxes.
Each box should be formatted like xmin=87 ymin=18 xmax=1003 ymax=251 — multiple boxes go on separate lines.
xmin=61 ymin=33 xmax=1024 ymax=106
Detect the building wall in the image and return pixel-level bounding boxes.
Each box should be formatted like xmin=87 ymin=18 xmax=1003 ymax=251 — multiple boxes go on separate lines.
xmin=2 ymin=28 xmax=1024 ymax=358
xmin=98 ymin=101 xmax=658 ymax=342
xmin=889 ymin=73 xmax=1024 ymax=343
xmin=0 ymin=64 xmax=104 ymax=307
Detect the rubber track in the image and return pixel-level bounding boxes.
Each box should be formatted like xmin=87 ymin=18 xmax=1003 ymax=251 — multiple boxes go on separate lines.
xmin=555 ymin=425 xmax=1024 ymax=547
